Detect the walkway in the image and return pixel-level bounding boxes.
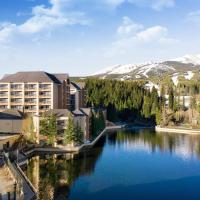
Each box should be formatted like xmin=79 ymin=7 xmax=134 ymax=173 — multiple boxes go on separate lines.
xmin=3 ymin=152 xmax=38 ymax=200
xmin=0 ymin=160 xmax=15 ymax=198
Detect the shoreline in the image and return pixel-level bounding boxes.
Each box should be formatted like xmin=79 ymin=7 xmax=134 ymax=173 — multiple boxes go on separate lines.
xmin=155 ymin=126 xmax=200 ymax=134
xmin=22 ymin=125 xmax=123 ymax=159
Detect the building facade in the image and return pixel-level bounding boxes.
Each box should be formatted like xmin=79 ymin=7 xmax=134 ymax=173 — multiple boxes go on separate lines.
xmin=0 ymin=110 xmax=23 ymax=134
xmin=37 ymin=108 xmax=92 ymax=142
xmin=0 ymin=71 xmax=70 ymax=114
xmin=70 ymin=82 xmax=86 ymax=111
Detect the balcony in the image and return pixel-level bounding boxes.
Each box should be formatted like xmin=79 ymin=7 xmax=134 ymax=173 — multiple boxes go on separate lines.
xmin=25 ymin=84 xmax=37 ymax=90
xmin=39 ymin=105 xmax=51 ymax=111
xmin=11 ymin=102 xmax=23 ymax=106
xmin=11 ymin=85 xmax=22 ymax=90
xmin=0 ymin=87 xmax=8 ymax=91
xmin=25 ymin=92 xmax=36 ymax=98
xmin=25 ymin=99 xmax=37 ymax=105
xmin=39 ymin=84 xmax=51 ymax=91
xmin=39 ymin=99 xmax=51 ymax=105
xmin=11 ymin=106 xmax=23 ymax=110
xmin=24 ymin=106 xmax=37 ymax=112
xmin=0 ymin=93 xmax=8 ymax=97
xmin=0 ymin=105 xmax=8 ymax=110
xmin=25 ymin=88 xmax=37 ymax=91
xmin=39 ymin=92 xmax=51 ymax=98
xmin=0 ymin=102 xmax=8 ymax=106
xmin=11 ymin=91 xmax=22 ymax=97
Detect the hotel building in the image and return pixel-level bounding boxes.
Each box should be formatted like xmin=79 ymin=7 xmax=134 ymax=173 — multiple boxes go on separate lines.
xmin=70 ymin=82 xmax=86 ymax=111
xmin=0 ymin=71 xmax=70 ymax=114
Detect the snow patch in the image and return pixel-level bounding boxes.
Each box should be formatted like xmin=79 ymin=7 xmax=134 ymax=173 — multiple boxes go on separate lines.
xmin=145 ymin=81 xmax=159 ymax=91
xmin=172 ymin=54 xmax=200 ymax=65
xmin=185 ymin=71 xmax=194 ymax=80
xmin=172 ymin=74 xmax=179 ymax=86
xmin=135 ymin=75 xmax=141 ymax=79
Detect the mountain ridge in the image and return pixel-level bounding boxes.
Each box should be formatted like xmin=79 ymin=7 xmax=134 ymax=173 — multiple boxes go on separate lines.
xmin=91 ymin=54 xmax=200 ymax=81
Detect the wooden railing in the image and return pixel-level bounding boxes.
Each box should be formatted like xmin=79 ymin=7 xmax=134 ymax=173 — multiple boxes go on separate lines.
xmin=3 ymin=152 xmax=38 ymax=200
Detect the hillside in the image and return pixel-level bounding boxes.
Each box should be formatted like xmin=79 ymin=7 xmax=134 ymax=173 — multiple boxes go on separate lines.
xmin=91 ymin=55 xmax=200 ymax=83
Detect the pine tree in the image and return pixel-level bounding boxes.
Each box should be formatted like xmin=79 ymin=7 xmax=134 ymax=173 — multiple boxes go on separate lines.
xmin=29 ymin=116 xmax=36 ymax=143
xmin=40 ymin=113 xmax=49 ymax=136
xmin=63 ymin=114 xmax=75 ymax=145
xmin=74 ymin=122 xmax=84 ymax=145
xmin=142 ymin=95 xmax=151 ymax=118
xmin=151 ymin=87 xmax=159 ymax=115
xmin=48 ymin=114 xmax=57 ymax=145
xmin=168 ymin=87 xmax=174 ymax=110
xmin=155 ymin=108 xmax=162 ymax=125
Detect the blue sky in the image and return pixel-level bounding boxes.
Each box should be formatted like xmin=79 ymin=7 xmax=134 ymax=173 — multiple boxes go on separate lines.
xmin=0 ymin=0 xmax=200 ymax=77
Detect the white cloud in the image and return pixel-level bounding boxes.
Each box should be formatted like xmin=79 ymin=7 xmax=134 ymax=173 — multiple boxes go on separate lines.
xmin=105 ymin=17 xmax=177 ymax=56
xmin=0 ymin=23 xmax=17 ymax=43
xmin=0 ymin=0 xmax=89 ymax=43
xmin=117 ymin=17 xmax=143 ymax=36
xmin=103 ymin=0 xmax=175 ymax=10
xmin=187 ymin=10 xmax=200 ymax=25
xmin=137 ymin=26 xmax=168 ymax=42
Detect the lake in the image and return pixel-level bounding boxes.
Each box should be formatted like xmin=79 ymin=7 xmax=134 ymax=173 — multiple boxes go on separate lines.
xmin=24 ymin=129 xmax=200 ymax=200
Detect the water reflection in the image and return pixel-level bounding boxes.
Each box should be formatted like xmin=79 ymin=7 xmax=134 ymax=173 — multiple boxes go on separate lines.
xmin=24 ymin=146 xmax=104 ymax=199
xmin=108 ymin=129 xmax=200 ymax=160
xmin=23 ymin=129 xmax=200 ymax=199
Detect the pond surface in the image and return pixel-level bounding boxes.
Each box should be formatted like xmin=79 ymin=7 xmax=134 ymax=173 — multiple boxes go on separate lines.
xmin=24 ymin=129 xmax=200 ymax=200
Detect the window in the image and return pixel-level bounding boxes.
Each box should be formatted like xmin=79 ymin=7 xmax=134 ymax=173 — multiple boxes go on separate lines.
xmin=11 ymin=91 xmax=22 ymax=96
xmin=11 ymin=105 xmax=23 ymax=110
xmin=0 ymin=84 xmax=8 ymax=89
xmin=25 ymin=91 xmax=36 ymax=96
xmin=11 ymin=84 xmax=22 ymax=90
xmin=25 ymin=84 xmax=37 ymax=89
xmin=0 ymin=92 xmax=8 ymax=96
xmin=11 ymin=98 xmax=22 ymax=103
xmin=0 ymin=98 xmax=8 ymax=103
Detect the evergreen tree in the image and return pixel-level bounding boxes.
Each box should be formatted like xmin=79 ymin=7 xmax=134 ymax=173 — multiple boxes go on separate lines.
xmin=168 ymin=87 xmax=174 ymax=110
xmin=40 ymin=113 xmax=57 ymax=145
xmin=63 ymin=114 xmax=75 ymax=145
xmin=29 ymin=116 xmax=36 ymax=143
xmin=155 ymin=108 xmax=162 ymax=125
xmin=74 ymin=122 xmax=84 ymax=145
xmin=151 ymin=87 xmax=159 ymax=115
xmin=142 ymin=95 xmax=151 ymax=118
xmin=40 ymin=113 xmax=49 ymax=136
xmin=48 ymin=114 xmax=57 ymax=145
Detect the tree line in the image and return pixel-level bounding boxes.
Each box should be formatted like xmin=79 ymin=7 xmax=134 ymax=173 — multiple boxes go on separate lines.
xmin=85 ymin=79 xmax=163 ymax=125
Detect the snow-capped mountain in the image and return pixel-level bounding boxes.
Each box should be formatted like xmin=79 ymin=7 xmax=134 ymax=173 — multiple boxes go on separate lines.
xmin=172 ymin=54 xmax=200 ymax=65
xmin=91 ymin=54 xmax=200 ymax=80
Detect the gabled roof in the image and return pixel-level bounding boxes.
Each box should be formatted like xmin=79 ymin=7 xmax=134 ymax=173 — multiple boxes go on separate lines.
xmin=72 ymin=108 xmax=91 ymax=116
xmin=70 ymin=82 xmax=85 ymax=90
xmin=80 ymin=108 xmax=91 ymax=116
xmin=0 ymin=71 xmax=68 ymax=84
xmin=0 ymin=110 xmax=23 ymax=120
xmin=53 ymin=74 xmax=69 ymax=82
xmin=44 ymin=108 xmax=91 ymax=118
xmin=72 ymin=109 xmax=85 ymax=116
xmin=45 ymin=109 xmax=71 ymax=117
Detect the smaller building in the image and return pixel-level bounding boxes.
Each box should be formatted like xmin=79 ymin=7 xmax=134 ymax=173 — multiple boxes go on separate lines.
xmin=39 ymin=108 xmax=92 ymax=142
xmin=72 ymin=108 xmax=92 ymax=141
xmin=0 ymin=110 xmax=23 ymax=134
xmin=70 ymin=82 xmax=86 ymax=111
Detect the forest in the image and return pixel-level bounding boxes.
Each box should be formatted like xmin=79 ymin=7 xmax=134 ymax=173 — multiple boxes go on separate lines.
xmin=85 ymin=77 xmax=200 ymax=128
xmin=85 ymin=79 xmax=163 ymax=125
